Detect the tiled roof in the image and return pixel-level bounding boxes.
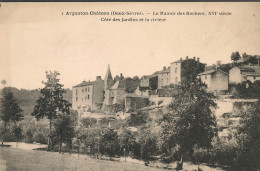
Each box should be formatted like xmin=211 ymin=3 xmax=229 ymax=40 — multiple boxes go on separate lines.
xmin=198 ymin=70 xmax=216 ymax=76
xmin=110 ymin=81 xmax=124 ymax=90
xmin=198 ymin=69 xmax=228 ymax=76
xmin=158 ymin=68 xmax=170 ymax=74
xmin=237 ymin=65 xmax=260 ymax=76
xmin=171 ymin=59 xmax=182 ymax=64
xmin=73 ymin=81 xmax=94 ymax=88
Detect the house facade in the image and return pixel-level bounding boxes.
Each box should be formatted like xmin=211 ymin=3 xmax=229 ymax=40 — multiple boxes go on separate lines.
xmin=198 ymin=69 xmax=229 ymax=92
xmin=170 ymin=56 xmax=205 ymax=86
xmin=229 ymin=65 xmax=260 ymax=84
xmin=158 ymin=67 xmax=171 ymax=89
xmin=72 ymin=76 xmax=104 ymax=112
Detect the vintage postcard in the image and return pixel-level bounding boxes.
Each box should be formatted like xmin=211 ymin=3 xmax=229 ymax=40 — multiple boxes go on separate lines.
xmin=0 ymin=2 xmax=260 ymax=171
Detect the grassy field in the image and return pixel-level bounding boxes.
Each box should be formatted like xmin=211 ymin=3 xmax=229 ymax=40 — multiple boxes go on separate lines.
xmin=0 ymin=147 xmax=164 ymax=171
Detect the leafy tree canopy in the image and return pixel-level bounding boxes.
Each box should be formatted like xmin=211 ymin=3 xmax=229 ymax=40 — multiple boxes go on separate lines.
xmin=161 ymin=79 xmax=217 ymax=157
xmin=31 ymin=71 xmax=71 ymax=120
xmin=0 ymin=88 xmax=23 ymax=124
xmin=231 ymin=51 xmax=241 ymax=63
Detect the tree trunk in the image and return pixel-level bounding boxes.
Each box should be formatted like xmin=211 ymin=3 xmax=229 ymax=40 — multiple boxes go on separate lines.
xmin=59 ymin=136 xmax=62 ymax=153
xmin=1 ymin=122 xmax=6 ymax=147
xmin=78 ymin=140 xmax=80 ymax=157
xmin=177 ymin=153 xmax=184 ymax=170
xmin=47 ymin=119 xmax=52 ymax=152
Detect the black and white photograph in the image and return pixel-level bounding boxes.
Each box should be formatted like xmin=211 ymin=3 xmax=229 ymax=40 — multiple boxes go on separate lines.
xmin=0 ymin=2 xmax=260 ymax=170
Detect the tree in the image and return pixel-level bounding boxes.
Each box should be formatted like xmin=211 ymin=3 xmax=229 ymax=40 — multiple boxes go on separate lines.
xmin=119 ymin=129 xmax=137 ymax=159
xmin=12 ymin=124 xmax=23 ymax=148
xmin=236 ymin=103 xmax=260 ymax=170
xmin=53 ymin=113 xmax=75 ymax=153
xmin=231 ymin=51 xmax=241 ymax=63
xmin=0 ymin=88 xmax=23 ymax=146
xmin=161 ymin=79 xmax=217 ymax=169
xmin=132 ymin=76 xmax=139 ymax=81
xmin=31 ymin=71 xmax=71 ymax=151
xmin=100 ymin=128 xmax=120 ymax=159
xmin=137 ymin=128 xmax=157 ymax=161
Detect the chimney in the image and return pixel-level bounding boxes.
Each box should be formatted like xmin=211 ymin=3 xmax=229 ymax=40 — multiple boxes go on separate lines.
xmin=180 ymin=57 xmax=182 ymax=62
xmin=197 ymin=57 xmax=200 ymax=62
xmin=96 ymin=76 xmax=101 ymax=80
xmin=186 ymin=56 xmax=189 ymax=60
xmin=216 ymin=61 xmax=221 ymax=69
xmin=163 ymin=66 xmax=166 ymax=70
xmin=120 ymin=73 xmax=123 ymax=79
xmin=193 ymin=56 xmax=196 ymax=60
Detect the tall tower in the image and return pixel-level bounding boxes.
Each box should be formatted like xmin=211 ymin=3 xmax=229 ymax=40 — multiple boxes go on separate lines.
xmin=104 ymin=64 xmax=114 ymax=90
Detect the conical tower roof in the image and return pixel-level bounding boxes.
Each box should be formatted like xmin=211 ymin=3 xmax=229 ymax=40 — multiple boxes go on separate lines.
xmin=105 ymin=64 xmax=113 ymax=81
xmin=104 ymin=64 xmax=114 ymax=90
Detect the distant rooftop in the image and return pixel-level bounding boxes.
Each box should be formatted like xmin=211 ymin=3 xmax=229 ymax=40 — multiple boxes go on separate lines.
xmin=171 ymin=56 xmax=201 ymax=64
xmin=73 ymin=81 xmax=94 ymax=88
xmin=237 ymin=65 xmax=260 ymax=76
xmin=198 ymin=69 xmax=228 ymax=76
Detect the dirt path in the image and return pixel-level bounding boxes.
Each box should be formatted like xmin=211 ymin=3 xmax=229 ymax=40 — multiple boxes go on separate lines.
xmin=3 ymin=142 xmax=47 ymax=150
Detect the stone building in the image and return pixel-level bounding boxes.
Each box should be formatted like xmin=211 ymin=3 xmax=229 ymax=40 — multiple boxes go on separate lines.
xmin=140 ymin=74 xmax=158 ymax=91
xmin=157 ymin=66 xmax=171 ymax=89
xmin=72 ymin=76 xmax=104 ymax=112
xmin=103 ymin=65 xmax=139 ymax=106
xmin=170 ymin=56 xmax=206 ymax=85
xmin=229 ymin=65 xmax=260 ymax=84
xmin=198 ymin=69 xmax=229 ymax=92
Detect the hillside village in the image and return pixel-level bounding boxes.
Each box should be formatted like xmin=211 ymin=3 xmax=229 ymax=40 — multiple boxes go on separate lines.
xmin=1 ymin=52 xmax=260 ymax=171
xmin=72 ymin=53 xmax=260 ymax=136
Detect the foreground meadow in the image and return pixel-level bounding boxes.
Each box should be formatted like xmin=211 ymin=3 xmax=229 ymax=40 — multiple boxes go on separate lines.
xmin=0 ymin=147 xmax=164 ymax=171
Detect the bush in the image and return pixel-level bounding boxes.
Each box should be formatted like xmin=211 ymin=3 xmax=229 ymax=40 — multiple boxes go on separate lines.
xmin=100 ymin=129 xmax=120 ymax=158
xmin=192 ymin=137 xmax=239 ymax=167
xmin=34 ymin=132 xmax=48 ymax=144
xmin=158 ymin=100 xmax=164 ymax=105
xmin=128 ymin=111 xmax=150 ymax=127
xmin=81 ymin=117 xmax=97 ymax=128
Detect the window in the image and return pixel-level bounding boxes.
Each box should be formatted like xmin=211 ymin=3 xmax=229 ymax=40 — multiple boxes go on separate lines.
xmin=175 ymin=77 xmax=178 ymax=83
xmin=88 ymin=87 xmax=90 ymax=92
xmin=175 ymin=68 xmax=177 ymax=73
xmin=88 ymin=95 xmax=90 ymax=99
xmin=76 ymin=97 xmax=78 ymax=101
xmin=85 ymin=88 xmax=87 ymax=92
xmin=82 ymin=89 xmax=84 ymax=92
xmin=76 ymin=89 xmax=78 ymax=95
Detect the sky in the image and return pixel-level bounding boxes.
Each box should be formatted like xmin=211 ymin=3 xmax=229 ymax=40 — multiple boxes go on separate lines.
xmin=0 ymin=2 xmax=260 ymax=90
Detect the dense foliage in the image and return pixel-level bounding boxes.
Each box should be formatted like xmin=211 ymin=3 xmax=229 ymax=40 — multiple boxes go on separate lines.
xmin=0 ymin=88 xmax=23 ymax=146
xmin=31 ymin=71 xmax=71 ymax=151
xmin=161 ymin=79 xmax=217 ymax=168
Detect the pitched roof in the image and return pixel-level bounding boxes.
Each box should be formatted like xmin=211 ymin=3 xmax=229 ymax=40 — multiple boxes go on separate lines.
xmin=141 ymin=73 xmax=159 ymax=80
xmin=73 ymin=80 xmax=94 ymax=88
xmin=237 ymin=65 xmax=260 ymax=76
xmin=110 ymin=81 xmax=124 ymax=90
xmin=198 ymin=70 xmax=216 ymax=76
xmin=198 ymin=69 xmax=228 ymax=76
xmin=171 ymin=59 xmax=182 ymax=64
xmin=158 ymin=68 xmax=170 ymax=74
